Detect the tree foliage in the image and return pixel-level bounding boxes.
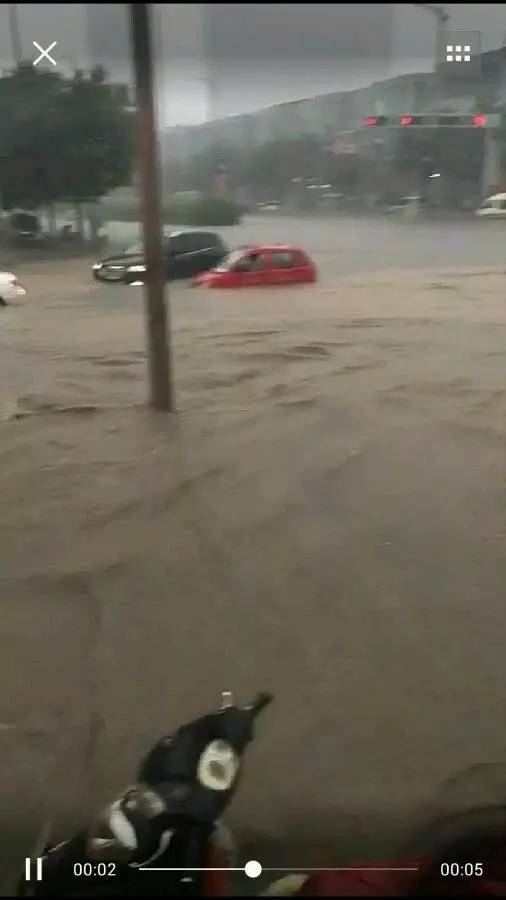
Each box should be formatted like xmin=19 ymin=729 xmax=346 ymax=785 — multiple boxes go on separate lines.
xmin=173 ymin=133 xmax=388 ymax=204
xmin=0 ymin=63 xmax=134 ymax=210
xmin=392 ymin=128 xmax=485 ymax=183
xmin=238 ymin=135 xmax=325 ymax=196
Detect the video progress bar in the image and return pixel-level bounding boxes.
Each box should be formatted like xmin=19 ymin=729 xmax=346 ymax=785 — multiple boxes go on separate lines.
xmin=140 ymin=863 xmax=420 ymax=876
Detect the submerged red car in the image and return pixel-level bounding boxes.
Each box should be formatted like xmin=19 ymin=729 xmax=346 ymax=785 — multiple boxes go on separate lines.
xmin=193 ymin=244 xmax=317 ymax=288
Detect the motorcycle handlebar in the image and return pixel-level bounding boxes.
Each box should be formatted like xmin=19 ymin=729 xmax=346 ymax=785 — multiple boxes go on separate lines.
xmin=247 ymin=691 xmax=274 ymax=717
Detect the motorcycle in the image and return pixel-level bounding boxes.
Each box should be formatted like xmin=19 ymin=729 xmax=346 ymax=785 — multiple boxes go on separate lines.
xmin=18 ymin=691 xmax=273 ymax=898
xmin=19 ymin=691 xmax=506 ymax=899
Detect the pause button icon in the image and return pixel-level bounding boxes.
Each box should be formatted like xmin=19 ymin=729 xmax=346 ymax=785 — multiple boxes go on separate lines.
xmin=25 ymin=858 xmax=43 ymax=882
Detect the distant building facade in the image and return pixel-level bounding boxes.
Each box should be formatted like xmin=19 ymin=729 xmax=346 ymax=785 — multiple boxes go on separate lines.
xmin=162 ymin=46 xmax=506 ymax=164
xmin=162 ymin=70 xmax=437 ymax=163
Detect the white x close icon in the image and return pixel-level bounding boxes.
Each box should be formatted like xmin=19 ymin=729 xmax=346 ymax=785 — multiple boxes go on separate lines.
xmin=32 ymin=41 xmax=58 ymax=67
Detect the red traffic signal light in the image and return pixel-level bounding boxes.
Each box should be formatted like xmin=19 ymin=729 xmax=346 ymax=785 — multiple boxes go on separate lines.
xmin=362 ymin=116 xmax=388 ymax=127
xmin=399 ymin=115 xmax=425 ymax=126
xmin=472 ymin=115 xmax=487 ymax=127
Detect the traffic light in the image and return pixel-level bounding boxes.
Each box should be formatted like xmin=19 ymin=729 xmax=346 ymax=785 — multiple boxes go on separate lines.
xmin=400 ymin=116 xmax=426 ymax=126
xmin=361 ymin=114 xmax=494 ymax=128
xmin=361 ymin=116 xmax=388 ymax=126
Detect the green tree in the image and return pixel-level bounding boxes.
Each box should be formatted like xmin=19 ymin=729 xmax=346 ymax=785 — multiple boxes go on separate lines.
xmin=176 ymin=141 xmax=251 ymax=196
xmin=0 ymin=64 xmax=66 ymax=211
xmin=241 ymin=140 xmax=286 ymax=195
xmin=240 ymin=135 xmax=322 ymax=198
xmin=57 ymin=69 xmax=134 ymax=233
xmin=0 ymin=63 xmax=134 ymax=233
xmin=180 ymin=134 xmax=325 ymax=201
xmin=394 ymin=128 xmax=484 ymax=183
xmin=473 ymin=88 xmax=502 ymax=114
xmin=184 ymin=151 xmax=215 ymax=192
xmin=392 ymin=127 xmax=485 ymax=206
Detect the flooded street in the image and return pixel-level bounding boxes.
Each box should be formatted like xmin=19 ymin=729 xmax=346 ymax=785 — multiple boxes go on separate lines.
xmin=106 ymin=212 xmax=506 ymax=279
xmin=1 ymin=215 xmax=506 ymax=887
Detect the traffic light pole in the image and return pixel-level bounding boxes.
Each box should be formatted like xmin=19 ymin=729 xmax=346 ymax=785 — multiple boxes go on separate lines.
xmin=481 ymin=127 xmax=502 ymax=199
xmin=362 ymin=113 xmax=503 ymax=201
xmin=129 ymin=3 xmax=174 ymax=412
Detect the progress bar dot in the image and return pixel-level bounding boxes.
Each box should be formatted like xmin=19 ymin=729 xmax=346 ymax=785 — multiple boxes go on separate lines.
xmin=245 ymin=860 xmax=262 ymax=878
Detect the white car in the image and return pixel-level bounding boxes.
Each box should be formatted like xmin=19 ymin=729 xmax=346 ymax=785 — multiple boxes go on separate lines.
xmin=0 ymin=270 xmax=27 ymax=306
xmin=476 ymin=193 xmax=506 ymax=218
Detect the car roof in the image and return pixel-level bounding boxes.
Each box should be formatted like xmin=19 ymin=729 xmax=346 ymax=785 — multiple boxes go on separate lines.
xmin=167 ymin=229 xmax=218 ymax=237
xmin=484 ymin=193 xmax=506 ymax=201
xmin=239 ymin=243 xmax=304 ymax=252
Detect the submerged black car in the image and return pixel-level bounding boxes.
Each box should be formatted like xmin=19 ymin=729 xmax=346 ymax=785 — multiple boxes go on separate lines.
xmin=92 ymin=230 xmax=228 ymax=284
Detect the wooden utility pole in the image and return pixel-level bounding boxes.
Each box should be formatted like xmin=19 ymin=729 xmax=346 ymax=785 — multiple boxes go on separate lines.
xmin=129 ymin=3 xmax=174 ymax=411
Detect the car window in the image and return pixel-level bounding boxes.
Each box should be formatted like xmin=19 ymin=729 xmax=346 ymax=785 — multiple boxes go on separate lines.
xmin=222 ymin=249 xmax=263 ymax=270
xmin=246 ymin=252 xmax=266 ymax=270
xmin=235 ymin=251 xmax=265 ymax=271
xmin=170 ymin=232 xmax=218 ymax=253
xmin=221 ymin=249 xmax=244 ymax=269
xmin=292 ymin=250 xmax=307 ymax=265
xmin=199 ymin=232 xmax=223 ymax=248
xmin=271 ymin=251 xmax=296 ymax=268
xmin=500 ymin=200 xmax=506 ymax=210
xmin=169 ymin=233 xmax=195 ymax=253
xmin=185 ymin=233 xmax=209 ymax=252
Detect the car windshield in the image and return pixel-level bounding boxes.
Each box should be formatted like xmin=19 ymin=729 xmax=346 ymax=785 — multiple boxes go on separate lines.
xmin=220 ymin=249 xmax=252 ymax=269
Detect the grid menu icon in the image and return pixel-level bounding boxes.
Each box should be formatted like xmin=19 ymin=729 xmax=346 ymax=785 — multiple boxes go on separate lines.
xmin=437 ymin=31 xmax=481 ymax=78
xmin=446 ymin=44 xmax=471 ymax=63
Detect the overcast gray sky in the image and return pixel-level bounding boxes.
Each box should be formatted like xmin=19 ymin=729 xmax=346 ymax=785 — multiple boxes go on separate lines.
xmin=0 ymin=4 xmax=504 ymax=125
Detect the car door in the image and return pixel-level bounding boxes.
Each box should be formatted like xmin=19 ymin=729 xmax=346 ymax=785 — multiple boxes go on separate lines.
xmin=269 ymin=250 xmax=300 ymax=285
xmin=478 ymin=201 xmax=493 ymax=216
xmin=166 ymin=234 xmax=195 ymax=279
xmin=165 ymin=236 xmax=179 ymax=278
xmin=235 ymin=251 xmax=270 ymax=286
xmin=177 ymin=233 xmax=211 ymax=277
xmin=489 ymin=198 xmax=503 ymax=217
xmin=192 ymin=233 xmax=227 ymax=273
